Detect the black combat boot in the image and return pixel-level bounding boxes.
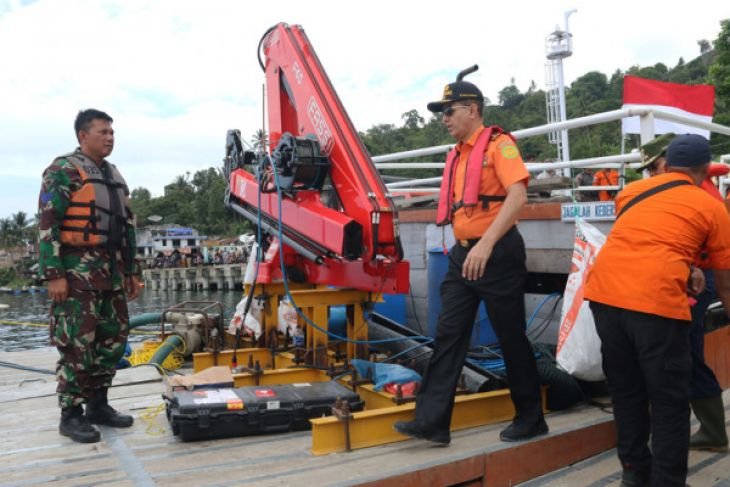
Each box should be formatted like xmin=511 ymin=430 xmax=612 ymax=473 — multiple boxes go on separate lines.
xmin=85 ymin=387 xmax=134 ymax=427
xmin=60 ymin=405 xmax=101 ymax=443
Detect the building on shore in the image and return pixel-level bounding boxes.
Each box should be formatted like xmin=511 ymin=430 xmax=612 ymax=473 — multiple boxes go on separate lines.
xmin=136 ymin=225 xmax=208 ymax=259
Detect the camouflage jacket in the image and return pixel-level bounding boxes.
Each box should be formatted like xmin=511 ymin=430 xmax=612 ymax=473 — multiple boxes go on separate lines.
xmin=38 ymin=149 xmax=139 ymax=291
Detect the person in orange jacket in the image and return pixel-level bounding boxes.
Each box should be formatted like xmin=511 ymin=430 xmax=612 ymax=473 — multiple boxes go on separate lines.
xmin=638 ymin=133 xmax=729 ymax=454
xmin=585 ymin=134 xmax=730 ymax=486
xmin=393 ymin=72 xmax=546 ymax=446
xmin=593 ymin=168 xmax=620 ymax=201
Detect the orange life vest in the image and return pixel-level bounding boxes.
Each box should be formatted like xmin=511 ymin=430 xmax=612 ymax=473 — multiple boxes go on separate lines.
xmin=436 ymin=126 xmax=513 ymax=225
xmin=59 ymin=152 xmax=129 ymax=247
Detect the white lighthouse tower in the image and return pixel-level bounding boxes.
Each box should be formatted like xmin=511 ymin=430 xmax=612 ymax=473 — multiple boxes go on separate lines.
xmin=545 ymin=9 xmax=577 ymax=163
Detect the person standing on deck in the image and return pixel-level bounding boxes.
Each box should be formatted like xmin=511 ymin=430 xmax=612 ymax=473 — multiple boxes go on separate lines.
xmin=593 ymin=168 xmax=619 ymax=201
xmin=394 ymin=70 xmax=547 ymax=445
xmin=638 ymin=133 xmax=729 ymax=454
xmin=574 ymin=167 xmax=598 ymax=201
xmin=38 ymin=109 xmax=140 ymax=443
xmin=585 ymin=134 xmax=730 ymax=486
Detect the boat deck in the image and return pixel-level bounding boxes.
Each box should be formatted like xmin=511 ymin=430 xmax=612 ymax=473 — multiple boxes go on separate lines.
xmin=2 ymin=347 xmax=729 ymax=487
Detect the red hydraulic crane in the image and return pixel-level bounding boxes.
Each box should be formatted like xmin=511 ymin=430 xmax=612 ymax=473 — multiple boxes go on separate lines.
xmin=224 ymin=23 xmax=409 ymax=294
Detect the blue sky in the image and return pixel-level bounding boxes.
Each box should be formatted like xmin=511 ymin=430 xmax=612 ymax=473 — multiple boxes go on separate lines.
xmin=1 ymin=0 xmax=728 ymax=220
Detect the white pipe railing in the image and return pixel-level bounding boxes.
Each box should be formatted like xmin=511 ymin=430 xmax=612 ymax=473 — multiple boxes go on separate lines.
xmin=375 ymin=162 xmax=444 ymax=169
xmin=380 ymin=106 xmax=730 ymax=194
xmin=386 ymin=177 xmax=442 ymax=188
xmin=525 ymin=153 xmax=642 ymax=172
xmin=376 ymin=106 xmax=730 ymax=164
xmin=389 ymin=188 xmax=440 ymax=193
xmin=719 ymin=155 xmax=730 ymax=197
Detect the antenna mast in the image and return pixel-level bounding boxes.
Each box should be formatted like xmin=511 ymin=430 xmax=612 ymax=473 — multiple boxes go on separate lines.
xmin=545 ymin=9 xmax=577 ymax=163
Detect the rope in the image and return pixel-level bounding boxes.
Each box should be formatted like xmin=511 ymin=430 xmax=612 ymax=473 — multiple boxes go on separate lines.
xmin=128 ymin=340 xmax=184 ymax=370
xmin=138 ymin=403 xmax=168 ymax=436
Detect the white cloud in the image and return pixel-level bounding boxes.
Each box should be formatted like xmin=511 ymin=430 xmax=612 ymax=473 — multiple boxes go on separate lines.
xmin=1 ymin=0 xmax=728 ymax=219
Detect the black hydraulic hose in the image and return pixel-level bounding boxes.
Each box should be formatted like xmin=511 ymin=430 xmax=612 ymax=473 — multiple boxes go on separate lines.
xmin=257 ymin=24 xmax=278 ymax=71
xmin=456 ymin=65 xmax=478 ymax=81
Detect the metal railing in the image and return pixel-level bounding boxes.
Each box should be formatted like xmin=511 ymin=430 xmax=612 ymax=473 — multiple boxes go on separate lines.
xmin=374 ymin=106 xmax=730 ymax=195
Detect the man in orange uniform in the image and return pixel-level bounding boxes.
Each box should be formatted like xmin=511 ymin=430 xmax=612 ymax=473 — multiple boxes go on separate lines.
xmin=593 ymin=168 xmax=620 ymax=201
xmin=394 ymin=74 xmax=546 ymax=445
xmin=638 ymin=133 xmax=728 ymax=453
xmin=585 ymin=134 xmax=730 ymax=487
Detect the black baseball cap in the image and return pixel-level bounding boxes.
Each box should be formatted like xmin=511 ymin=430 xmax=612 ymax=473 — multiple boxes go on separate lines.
xmin=666 ymin=134 xmax=712 ymax=168
xmin=427 ymin=81 xmax=484 ymax=113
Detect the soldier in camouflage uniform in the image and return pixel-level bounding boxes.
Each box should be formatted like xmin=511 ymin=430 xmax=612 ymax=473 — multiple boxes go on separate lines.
xmin=38 ymin=109 xmax=141 ymax=443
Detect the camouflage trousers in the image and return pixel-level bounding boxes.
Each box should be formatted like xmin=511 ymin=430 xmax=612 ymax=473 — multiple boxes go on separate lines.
xmin=50 ymin=287 xmax=129 ymax=408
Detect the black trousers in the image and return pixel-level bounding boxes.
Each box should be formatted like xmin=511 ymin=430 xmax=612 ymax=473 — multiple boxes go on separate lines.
xmin=415 ymin=227 xmax=543 ymax=433
xmin=590 ymin=302 xmax=690 ymax=487
xmin=689 ymin=269 xmax=722 ymax=400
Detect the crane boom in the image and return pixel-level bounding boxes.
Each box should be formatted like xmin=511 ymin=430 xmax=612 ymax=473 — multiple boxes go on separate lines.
xmin=225 ymin=23 xmax=409 ymax=294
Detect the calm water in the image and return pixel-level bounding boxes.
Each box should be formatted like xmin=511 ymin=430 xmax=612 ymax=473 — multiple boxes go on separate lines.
xmin=0 ymin=289 xmax=243 ymax=352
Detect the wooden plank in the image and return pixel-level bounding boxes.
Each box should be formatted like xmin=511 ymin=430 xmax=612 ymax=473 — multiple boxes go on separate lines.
xmin=484 ymin=420 xmax=617 ymax=486
xmin=358 ymin=456 xmax=485 ymax=487
xmin=0 ymin=364 xmax=161 ymax=403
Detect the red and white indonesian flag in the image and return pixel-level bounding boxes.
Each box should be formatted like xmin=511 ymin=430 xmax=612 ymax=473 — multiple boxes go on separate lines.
xmin=622 ymin=75 xmax=715 ymax=138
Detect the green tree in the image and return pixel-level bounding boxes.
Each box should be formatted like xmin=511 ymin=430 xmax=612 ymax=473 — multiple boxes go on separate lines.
xmin=251 ymin=129 xmax=268 ymax=154
xmin=401 ymin=110 xmax=424 ymax=130
xmin=129 ymin=187 xmax=152 ymax=224
xmin=0 ymin=218 xmax=17 ymax=249
xmin=0 ymin=212 xmax=33 ymax=275
xmin=498 ymin=82 xmax=524 ymax=109
xmin=709 ymin=18 xmax=730 ymax=154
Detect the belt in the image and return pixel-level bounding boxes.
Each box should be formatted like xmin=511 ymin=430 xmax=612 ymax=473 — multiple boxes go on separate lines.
xmin=458 ymin=238 xmax=481 ymax=248
xmin=457 ymin=227 xmax=517 ymax=248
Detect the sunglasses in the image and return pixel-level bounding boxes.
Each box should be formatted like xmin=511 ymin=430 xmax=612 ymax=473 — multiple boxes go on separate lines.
xmin=442 ymin=105 xmax=470 ymax=117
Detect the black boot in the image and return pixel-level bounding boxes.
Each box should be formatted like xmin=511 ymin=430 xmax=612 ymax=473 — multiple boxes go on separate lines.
xmin=60 ymin=405 xmax=101 ymax=443
xmin=689 ymin=396 xmax=728 ymax=452
xmin=499 ymin=417 xmax=549 ymax=442
xmin=393 ymin=420 xmax=450 ymax=445
xmin=85 ymin=387 xmax=134 ymax=428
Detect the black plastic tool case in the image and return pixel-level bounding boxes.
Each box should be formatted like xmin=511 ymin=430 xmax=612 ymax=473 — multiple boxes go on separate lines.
xmin=166 ymin=381 xmax=363 ymax=441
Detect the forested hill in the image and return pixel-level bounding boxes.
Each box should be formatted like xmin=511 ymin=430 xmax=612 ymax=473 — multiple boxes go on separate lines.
xmin=361 ymin=19 xmax=730 ymax=166
xmin=128 ymin=20 xmax=730 ymax=237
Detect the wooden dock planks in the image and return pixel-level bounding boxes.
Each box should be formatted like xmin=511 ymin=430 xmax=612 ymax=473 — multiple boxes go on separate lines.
xmin=0 ymin=347 xmax=727 ymax=487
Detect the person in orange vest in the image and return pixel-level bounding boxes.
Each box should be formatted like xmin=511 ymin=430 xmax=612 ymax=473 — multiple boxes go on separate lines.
xmin=585 ymin=134 xmax=730 ymax=486
xmin=638 ymin=133 xmax=729 ymax=454
xmin=593 ymin=168 xmax=620 ymax=201
xmin=393 ymin=72 xmax=546 ymax=445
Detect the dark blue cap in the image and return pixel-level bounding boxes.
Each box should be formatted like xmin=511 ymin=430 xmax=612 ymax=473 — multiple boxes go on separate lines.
xmin=666 ymin=134 xmax=712 ymax=167
xmin=427 ymin=81 xmax=484 ymax=113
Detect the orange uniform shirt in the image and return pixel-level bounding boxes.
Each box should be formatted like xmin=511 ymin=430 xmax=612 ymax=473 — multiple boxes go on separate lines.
xmin=584 ymin=172 xmax=730 ymax=321
xmin=451 ymin=127 xmax=529 ymax=240
xmin=593 ymin=169 xmax=619 ymax=201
